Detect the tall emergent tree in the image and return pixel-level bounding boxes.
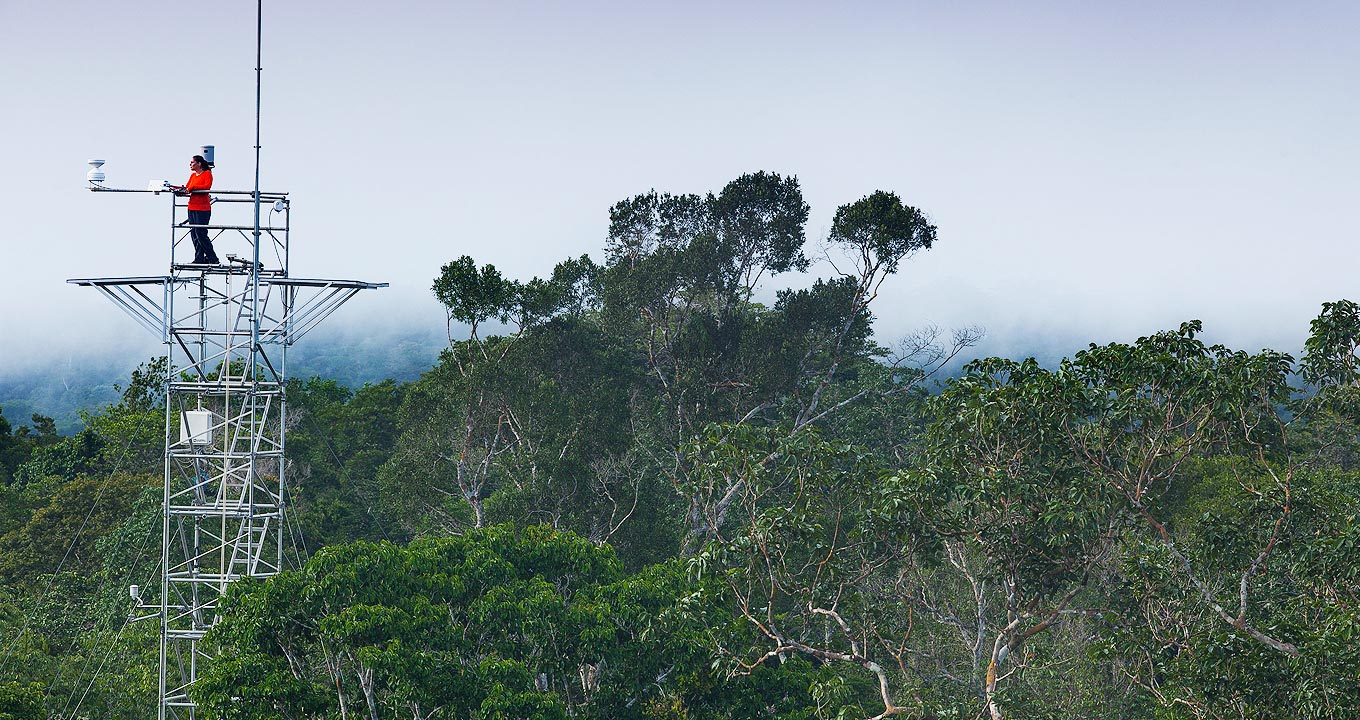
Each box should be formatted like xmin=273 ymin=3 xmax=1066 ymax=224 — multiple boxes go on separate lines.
xmin=380 ymin=172 xmax=967 ymax=566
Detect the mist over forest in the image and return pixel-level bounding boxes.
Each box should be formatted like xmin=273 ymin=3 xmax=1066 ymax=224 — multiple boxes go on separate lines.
xmin=0 ymin=317 xmax=1283 ymax=437
xmin=0 ymin=324 xmax=447 ymax=433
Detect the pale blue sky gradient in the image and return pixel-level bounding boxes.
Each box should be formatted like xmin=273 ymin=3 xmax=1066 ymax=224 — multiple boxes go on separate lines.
xmin=1 ymin=1 xmax=1356 ymax=375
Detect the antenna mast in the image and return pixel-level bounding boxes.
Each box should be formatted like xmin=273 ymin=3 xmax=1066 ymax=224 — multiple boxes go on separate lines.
xmin=69 ymin=4 xmax=385 ymax=718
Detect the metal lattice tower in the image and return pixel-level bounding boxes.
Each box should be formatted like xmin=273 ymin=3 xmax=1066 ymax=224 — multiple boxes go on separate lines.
xmin=69 ymin=8 xmax=382 ymax=716
xmin=71 ymin=186 xmax=382 ymax=718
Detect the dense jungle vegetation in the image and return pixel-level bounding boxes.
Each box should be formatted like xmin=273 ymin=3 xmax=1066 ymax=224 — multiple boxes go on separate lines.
xmin=1 ymin=172 xmax=1357 ymax=719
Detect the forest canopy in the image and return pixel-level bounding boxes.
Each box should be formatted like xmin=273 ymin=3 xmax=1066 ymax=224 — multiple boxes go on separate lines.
xmin=1 ymin=173 xmax=1357 ymax=720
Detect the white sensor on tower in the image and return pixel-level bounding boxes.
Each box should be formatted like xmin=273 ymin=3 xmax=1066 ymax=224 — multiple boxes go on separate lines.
xmin=87 ymin=159 xmax=106 ymax=184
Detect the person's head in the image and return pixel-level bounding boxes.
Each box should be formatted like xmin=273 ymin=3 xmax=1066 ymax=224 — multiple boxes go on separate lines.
xmin=190 ymin=155 xmax=212 ymax=171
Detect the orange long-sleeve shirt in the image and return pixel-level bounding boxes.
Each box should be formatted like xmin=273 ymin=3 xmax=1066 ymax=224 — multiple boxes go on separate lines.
xmin=184 ymin=169 xmax=213 ymax=212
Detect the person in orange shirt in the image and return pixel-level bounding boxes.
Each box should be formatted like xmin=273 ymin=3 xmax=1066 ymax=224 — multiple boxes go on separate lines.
xmin=172 ymin=155 xmax=218 ymax=264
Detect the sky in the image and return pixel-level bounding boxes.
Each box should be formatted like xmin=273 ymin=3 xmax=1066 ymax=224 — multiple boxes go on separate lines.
xmin=1 ymin=1 xmax=1357 ymax=378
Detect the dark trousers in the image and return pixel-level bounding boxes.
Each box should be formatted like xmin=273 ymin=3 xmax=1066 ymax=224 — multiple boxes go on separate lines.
xmin=188 ymin=210 xmax=218 ymax=263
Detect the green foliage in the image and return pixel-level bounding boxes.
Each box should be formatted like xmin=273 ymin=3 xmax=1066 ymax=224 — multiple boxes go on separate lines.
xmin=1302 ymin=299 xmax=1360 ymax=389
xmin=195 ymin=524 xmax=654 ymax=719
xmin=1296 ymin=300 xmax=1360 ymax=468
xmin=434 ymin=255 xmax=519 ymax=332
xmin=0 ymin=408 xmax=20 ymax=485
xmin=286 ymin=377 xmax=408 ymax=547
xmin=606 ymin=172 xmax=808 ymax=293
xmin=0 ymin=475 xmax=159 ymax=719
xmin=0 ymin=472 xmax=156 ymax=585
xmin=686 ymin=424 xmax=925 ymax=717
xmin=5 ymin=358 xmax=166 ymax=488
xmin=116 ymin=356 xmax=168 ymax=413
xmin=10 ymin=429 xmax=104 ymax=485
xmin=828 ymin=190 xmax=936 ymax=274
xmin=1104 ymin=465 xmax=1360 ymax=718
xmin=0 ymin=680 xmax=43 ymax=720
xmin=433 ymin=256 xmax=603 ymax=339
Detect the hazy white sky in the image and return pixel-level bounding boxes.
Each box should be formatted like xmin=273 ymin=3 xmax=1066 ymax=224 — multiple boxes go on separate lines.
xmin=1 ymin=1 xmax=1356 ymax=375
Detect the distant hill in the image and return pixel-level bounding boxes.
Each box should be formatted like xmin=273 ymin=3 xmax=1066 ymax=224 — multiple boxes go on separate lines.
xmin=0 ymin=324 xmax=447 ymax=434
xmin=286 ymin=324 xmax=447 ymax=388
